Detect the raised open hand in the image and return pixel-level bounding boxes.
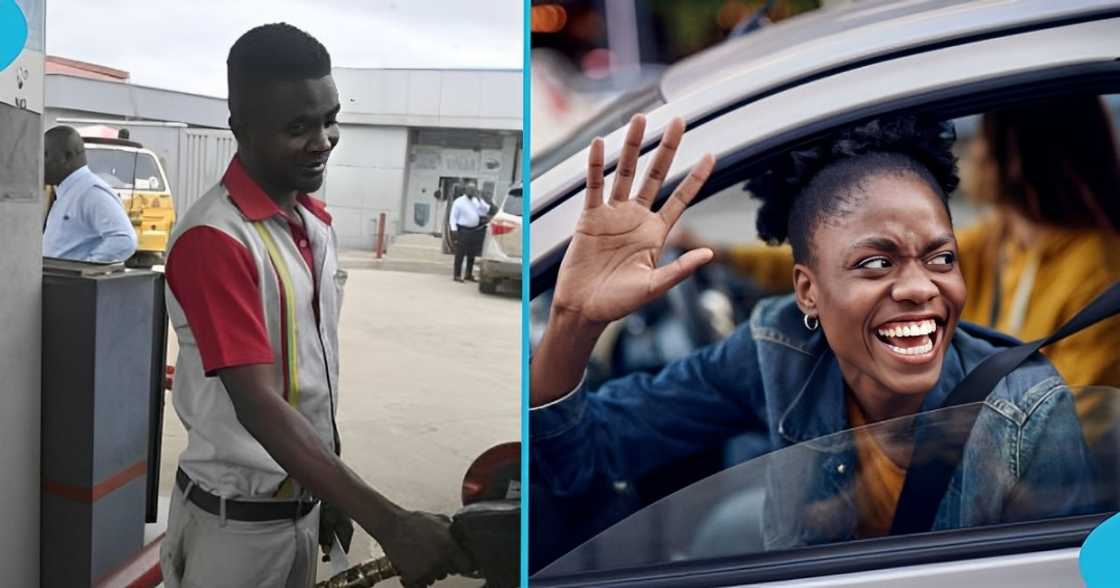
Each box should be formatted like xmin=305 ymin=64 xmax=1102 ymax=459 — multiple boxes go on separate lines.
xmin=551 ymin=114 xmax=716 ymax=325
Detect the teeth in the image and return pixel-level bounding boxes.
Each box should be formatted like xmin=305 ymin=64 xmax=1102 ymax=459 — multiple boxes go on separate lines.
xmin=886 ymin=339 xmax=934 ymax=356
xmin=877 ymin=319 xmax=936 ymax=338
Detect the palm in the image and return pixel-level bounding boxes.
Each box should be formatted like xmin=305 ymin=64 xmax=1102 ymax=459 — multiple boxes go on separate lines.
xmin=560 ymin=202 xmax=667 ymax=321
xmin=551 ymin=116 xmax=716 ymax=325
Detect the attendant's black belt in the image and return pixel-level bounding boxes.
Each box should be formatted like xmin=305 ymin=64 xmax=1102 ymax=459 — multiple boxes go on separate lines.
xmin=176 ymin=468 xmax=318 ymax=522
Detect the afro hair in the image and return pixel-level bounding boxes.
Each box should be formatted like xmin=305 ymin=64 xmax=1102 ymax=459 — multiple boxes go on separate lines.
xmin=748 ymin=114 xmax=958 ymax=263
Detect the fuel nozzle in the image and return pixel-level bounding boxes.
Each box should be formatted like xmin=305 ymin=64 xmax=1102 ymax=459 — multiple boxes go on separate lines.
xmin=315 ymin=500 xmax=519 ymax=588
xmin=315 ymin=555 xmax=396 ymax=588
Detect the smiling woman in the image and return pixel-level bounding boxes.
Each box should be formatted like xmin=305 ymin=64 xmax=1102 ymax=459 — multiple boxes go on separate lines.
xmin=750 ymin=115 xmax=966 ymax=423
xmin=529 ymin=113 xmax=1099 ymax=563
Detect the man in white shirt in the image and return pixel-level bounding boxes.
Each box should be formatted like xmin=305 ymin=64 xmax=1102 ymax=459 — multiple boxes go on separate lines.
xmin=42 ymin=126 xmax=137 ymax=263
xmin=449 ymin=185 xmax=491 ymax=282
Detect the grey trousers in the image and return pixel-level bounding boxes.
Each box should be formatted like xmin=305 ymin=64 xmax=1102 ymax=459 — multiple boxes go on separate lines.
xmin=159 ymin=483 xmax=321 ymax=588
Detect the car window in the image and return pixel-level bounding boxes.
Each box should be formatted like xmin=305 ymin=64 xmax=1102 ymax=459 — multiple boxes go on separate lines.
xmin=133 ymin=153 xmax=164 ymax=191
xmin=676 ymin=101 xmax=1120 ymax=251
xmin=535 ymin=386 xmax=1120 ymax=579
xmin=530 ymin=93 xmax=1120 ymax=578
xmin=86 ymin=149 xmax=137 ymax=190
xmin=501 ymin=191 xmax=523 ymax=217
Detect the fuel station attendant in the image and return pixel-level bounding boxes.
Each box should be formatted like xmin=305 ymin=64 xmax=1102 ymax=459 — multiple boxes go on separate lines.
xmin=159 ymin=23 xmax=469 ymax=588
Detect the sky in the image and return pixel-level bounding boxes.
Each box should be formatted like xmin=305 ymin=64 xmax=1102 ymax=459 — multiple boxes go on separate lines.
xmin=44 ymin=0 xmax=523 ymax=98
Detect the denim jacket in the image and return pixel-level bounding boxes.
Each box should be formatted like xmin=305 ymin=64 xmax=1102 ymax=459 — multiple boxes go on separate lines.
xmin=531 ymin=294 xmax=1099 ymax=548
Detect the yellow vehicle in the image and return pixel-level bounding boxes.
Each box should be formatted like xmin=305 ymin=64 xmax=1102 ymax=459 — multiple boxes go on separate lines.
xmin=82 ymin=136 xmax=175 ymax=266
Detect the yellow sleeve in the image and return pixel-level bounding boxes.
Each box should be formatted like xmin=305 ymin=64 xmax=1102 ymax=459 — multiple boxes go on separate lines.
xmin=954 ymin=220 xmax=990 ymax=274
xmin=723 ymin=243 xmax=795 ymax=292
xmin=953 ymin=218 xmax=1000 ymax=327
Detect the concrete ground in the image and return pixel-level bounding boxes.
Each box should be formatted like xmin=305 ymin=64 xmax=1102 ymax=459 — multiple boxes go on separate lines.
xmin=157 ymin=268 xmax=520 ymax=586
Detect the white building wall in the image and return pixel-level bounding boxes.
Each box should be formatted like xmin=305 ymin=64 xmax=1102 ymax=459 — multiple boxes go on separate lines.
xmin=45 ymin=74 xmax=228 ymax=128
xmin=321 ymin=126 xmax=410 ymax=249
xmin=326 ymin=68 xmax=521 ymax=249
xmin=333 ymin=68 xmax=521 ymax=131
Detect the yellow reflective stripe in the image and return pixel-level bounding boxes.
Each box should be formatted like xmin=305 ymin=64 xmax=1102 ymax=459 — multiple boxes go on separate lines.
xmin=275 ymin=477 xmax=296 ymax=499
xmin=252 ymin=222 xmax=301 ymax=410
xmin=253 ymin=221 xmax=303 ymax=500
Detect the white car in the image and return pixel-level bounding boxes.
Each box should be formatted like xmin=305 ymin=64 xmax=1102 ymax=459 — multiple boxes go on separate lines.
xmin=529 ymin=1 xmax=1120 ymax=586
xmin=479 ymin=185 xmax=523 ymax=295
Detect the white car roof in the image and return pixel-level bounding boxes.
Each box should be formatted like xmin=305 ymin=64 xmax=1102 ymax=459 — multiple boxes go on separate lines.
xmin=660 ymin=0 xmax=1119 ymax=107
xmin=84 ymin=143 xmax=156 ymax=156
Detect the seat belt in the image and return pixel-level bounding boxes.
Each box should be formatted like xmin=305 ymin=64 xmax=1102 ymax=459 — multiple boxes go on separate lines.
xmin=890 ymin=281 xmax=1120 ymax=535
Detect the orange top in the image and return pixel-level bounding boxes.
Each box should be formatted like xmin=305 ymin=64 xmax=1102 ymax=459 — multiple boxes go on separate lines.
xmin=846 ymin=396 xmax=907 ymax=538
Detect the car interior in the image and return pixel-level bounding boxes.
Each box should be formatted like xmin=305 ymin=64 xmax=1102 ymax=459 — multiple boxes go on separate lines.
xmin=529 ymin=85 xmax=1120 ymax=581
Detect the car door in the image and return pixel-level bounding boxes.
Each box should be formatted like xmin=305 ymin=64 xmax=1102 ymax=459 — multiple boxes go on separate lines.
xmin=528 ymin=9 xmax=1120 ymax=586
xmin=530 ymin=389 xmax=1120 ymax=587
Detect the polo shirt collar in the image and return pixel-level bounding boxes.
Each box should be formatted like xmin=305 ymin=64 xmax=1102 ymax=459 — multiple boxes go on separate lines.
xmin=297 ymin=193 xmax=332 ymax=225
xmin=57 ymin=165 xmax=92 ymax=200
xmin=222 ymin=155 xmax=332 ymax=225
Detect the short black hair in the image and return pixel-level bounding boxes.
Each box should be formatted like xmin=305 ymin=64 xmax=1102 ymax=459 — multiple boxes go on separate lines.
xmin=227 ymin=23 xmax=332 ymax=118
xmin=44 ymin=125 xmax=84 ymax=154
xmin=749 ymin=115 xmax=959 ymax=264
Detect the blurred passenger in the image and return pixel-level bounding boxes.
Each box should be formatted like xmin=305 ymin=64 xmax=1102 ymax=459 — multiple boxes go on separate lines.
xmin=959 ymin=95 xmax=1120 ymax=447
xmin=957 ymin=95 xmax=1120 ymax=389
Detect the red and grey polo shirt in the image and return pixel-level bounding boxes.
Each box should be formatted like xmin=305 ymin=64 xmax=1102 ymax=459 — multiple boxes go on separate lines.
xmin=165 ymin=156 xmax=346 ymax=499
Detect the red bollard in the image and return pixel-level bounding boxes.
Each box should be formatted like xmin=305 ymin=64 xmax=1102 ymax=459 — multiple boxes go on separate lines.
xmin=375 ymin=212 xmax=387 ymax=259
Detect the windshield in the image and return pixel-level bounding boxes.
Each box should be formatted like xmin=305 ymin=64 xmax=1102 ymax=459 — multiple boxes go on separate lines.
xmin=536 ymin=386 xmax=1120 ymax=579
xmin=86 ymin=149 xmax=163 ymax=191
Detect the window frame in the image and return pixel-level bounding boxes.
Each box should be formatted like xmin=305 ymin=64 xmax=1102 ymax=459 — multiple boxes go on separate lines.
xmin=531 ymin=514 xmax=1111 ymax=587
xmin=530 ymin=59 xmax=1120 ymax=298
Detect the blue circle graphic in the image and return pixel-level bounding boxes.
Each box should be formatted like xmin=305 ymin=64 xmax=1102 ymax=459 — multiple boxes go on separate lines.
xmin=1081 ymin=512 xmax=1120 ymax=586
xmin=0 ymin=0 xmax=28 ymax=71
